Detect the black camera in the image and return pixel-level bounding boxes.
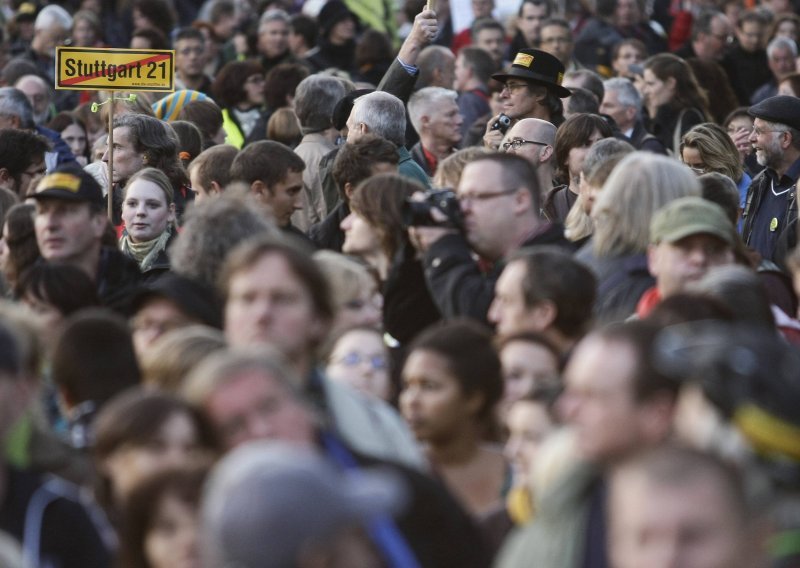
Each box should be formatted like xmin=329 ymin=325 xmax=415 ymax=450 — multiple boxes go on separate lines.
xmin=402 ymin=189 xmax=464 ymax=230
xmin=490 ymin=113 xmax=512 ymax=134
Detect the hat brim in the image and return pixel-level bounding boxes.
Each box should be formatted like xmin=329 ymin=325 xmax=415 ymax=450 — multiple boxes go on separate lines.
xmin=491 ymin=71 xmax=572 ymax=98
xmin=659 ymin=225 xmax=735 ymax=247
xmin=29 ymin=189 xmax=97 ymax=203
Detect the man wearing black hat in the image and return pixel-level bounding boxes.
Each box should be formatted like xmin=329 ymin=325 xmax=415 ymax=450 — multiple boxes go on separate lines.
xmin=742 ymin=95 xmax=800 ymax=269
xmin=484 ymin=48 xmax=569 ymax=150
xmin=31 ymin=163 xmax=142 ymax=312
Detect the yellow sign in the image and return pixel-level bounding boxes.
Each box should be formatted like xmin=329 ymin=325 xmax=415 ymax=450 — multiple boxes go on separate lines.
xmin=513 ymin=53 xmax=534 ymax=67
xmin=55 ymin=47 xmax=175 ymax=92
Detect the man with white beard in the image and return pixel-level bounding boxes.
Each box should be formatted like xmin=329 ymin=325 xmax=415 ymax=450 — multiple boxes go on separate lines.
xmin=14 ymin=75 xmax=53 ymax=126
xmin=742 ymin=95 xmax=800 ymax=268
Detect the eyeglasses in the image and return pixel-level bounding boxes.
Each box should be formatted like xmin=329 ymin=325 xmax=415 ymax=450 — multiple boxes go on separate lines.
xmin=710 ymin=32 xmax=734 ymax=44
xmin=751 ymin=126 xmax=788 ymax=136
xmin=540 ymin=36 xmax=572 ymax=45
xmin=502 ymin=138 xmax=549 ymax=151
xmin=333 ymin=352 xmax=388 ymax=371
xmin=178 ymin=47 xmax=205 ymax=56
xmin=502 ymin=82 xmax=529 ymax=93
xmin=22 ymin=165 xmax=46 ymax=177
xmin=683 ymin=163 xmax=707 ymax=174
xmin=459 ymin=188 xmax=518 ymax=205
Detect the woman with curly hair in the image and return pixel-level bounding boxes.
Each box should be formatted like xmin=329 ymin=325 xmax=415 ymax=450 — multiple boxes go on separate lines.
xmin=211 ymin=60 xmax=267 ymax=148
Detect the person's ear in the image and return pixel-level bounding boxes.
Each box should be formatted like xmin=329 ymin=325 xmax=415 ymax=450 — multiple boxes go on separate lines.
xmin=343 ymin=181 xmax=354 ymax=200
xmin=464 ymin=390 xmax=485 ymax=418
xmin=529 ymin=299 xmax=557 ymax=330
xmin=251 ymin=180 xmax=267 ymax=198
xmin=91 ymin=211 xmax=108 ymax=239
xmin=539 ymin=144 xmax=554 ymax=162
xmin=209 ymin=180 xmax=222 ymax=196
xmin=0 ymin=168 xmax=13 ymax=188
xmin=647 ymin=243 xmax=660 ymax=278
xmin=420 ymin=115 xmax=431 ymax=132
xmin=513 ymin=186 xmax=532 ymax=214
xmin=781 ymin=130 xmax=793 ymax=150
xmin=637 ymin=392 xmax=676 ymax=444
xmin=167 ymin=202 xmax=176 ymax=223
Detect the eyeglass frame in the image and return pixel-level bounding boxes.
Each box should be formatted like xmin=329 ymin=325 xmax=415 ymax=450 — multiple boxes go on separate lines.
xmin=750 ymin=125 xmax=789 ymax=137
xmin=502 ymin=138 xmax=550 ymax=151
xmin=502 ymin=82 xmax=530 ymax=94
xmin=683 ymin=163 xmax=708 ymax=175
xmin=458 ymin=187 xmax=520 ymax=206
xmin=332 ymin=351 xmax=388 ymax=371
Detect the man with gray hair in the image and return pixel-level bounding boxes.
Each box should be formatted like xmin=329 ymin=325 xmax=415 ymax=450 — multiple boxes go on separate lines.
xmin=751 ymin=36 xmax=798 ymax=104
xmin=0 ymin=87 xmax=74 ymax=168
xmin=13 ymin=4 xmax=76 ymax=112
xmin=601 ymin=78 xmax=667 ymax=154
xmin=201 ymin=442 xmax=403 ymax=568
xmin=257 ymin=9 xmax=298 ymax=74
xmin=346 ymin=91 xmax=430 ymax=187
xmin=292 ymin=75 xmax=349 ymax=231
xmin=408 ymin=87 xmax=462 ymax=176
xmin=14 ymin=74 xmax=53 ymax=126
xmin=743 ymin=95 xmax=800 ymax=267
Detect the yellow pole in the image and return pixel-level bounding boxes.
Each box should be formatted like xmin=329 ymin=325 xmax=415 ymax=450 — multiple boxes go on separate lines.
xmin=107 ymin=97 xmax=114 ymax=221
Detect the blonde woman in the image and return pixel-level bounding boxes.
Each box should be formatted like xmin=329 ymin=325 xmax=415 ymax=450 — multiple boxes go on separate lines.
xmin=119 ymin=167 xmax=176 ymax=281
xmin=680 ymin=122 xmax=751 ymax=223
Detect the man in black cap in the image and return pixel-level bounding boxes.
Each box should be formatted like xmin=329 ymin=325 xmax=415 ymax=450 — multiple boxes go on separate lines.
xmin=31 ymin=163 xmax=141 ymax=312
xmin=484 ymin=48 xmax=569 ymax=150
xmin=742 ymin=95 xmax=800 ymax=269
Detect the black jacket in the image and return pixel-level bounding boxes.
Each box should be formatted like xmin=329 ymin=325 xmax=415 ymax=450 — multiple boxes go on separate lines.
xmin=575 ymin=243 xmax=655 ymax=324
xmin=645 ymin=104 xmax=705 ymax=155
xmin=384 ymin=242 xmax=441 ymax=345
xmin=309 ymin=202 xmax=349 ymax=252
xmin=422 ymin=223 xmax=571 ymax=325
xmin=628 ymin=120 xmax=668 ymax=154
xmin=0 ymin=466 xmax=112 ymax=568
xmin=742 ymin=169 xmax=798 ymax=270
xmin=96 ymin=247 xmax=143 ymax=314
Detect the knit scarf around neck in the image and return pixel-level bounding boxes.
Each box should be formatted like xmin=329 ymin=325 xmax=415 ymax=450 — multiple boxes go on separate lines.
xmin=119 ymin=230 xmax=171 ymax=272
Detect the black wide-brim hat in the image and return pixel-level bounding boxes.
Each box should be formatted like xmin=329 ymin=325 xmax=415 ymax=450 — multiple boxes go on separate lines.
xmin=492 ymin=48 xmax=571 ymax=99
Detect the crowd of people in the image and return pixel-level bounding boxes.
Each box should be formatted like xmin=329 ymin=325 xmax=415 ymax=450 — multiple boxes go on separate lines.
xmin=0 ymin=0 xmax=797 ymax=565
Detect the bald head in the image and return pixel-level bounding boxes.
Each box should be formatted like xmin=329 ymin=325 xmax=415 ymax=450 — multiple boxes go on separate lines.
xmin=503 ymin=118 xmax=556 ymax=166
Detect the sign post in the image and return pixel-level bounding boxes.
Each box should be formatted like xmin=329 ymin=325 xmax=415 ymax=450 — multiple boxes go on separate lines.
xmin=55 ymin=46 xmax=175 ymax=220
